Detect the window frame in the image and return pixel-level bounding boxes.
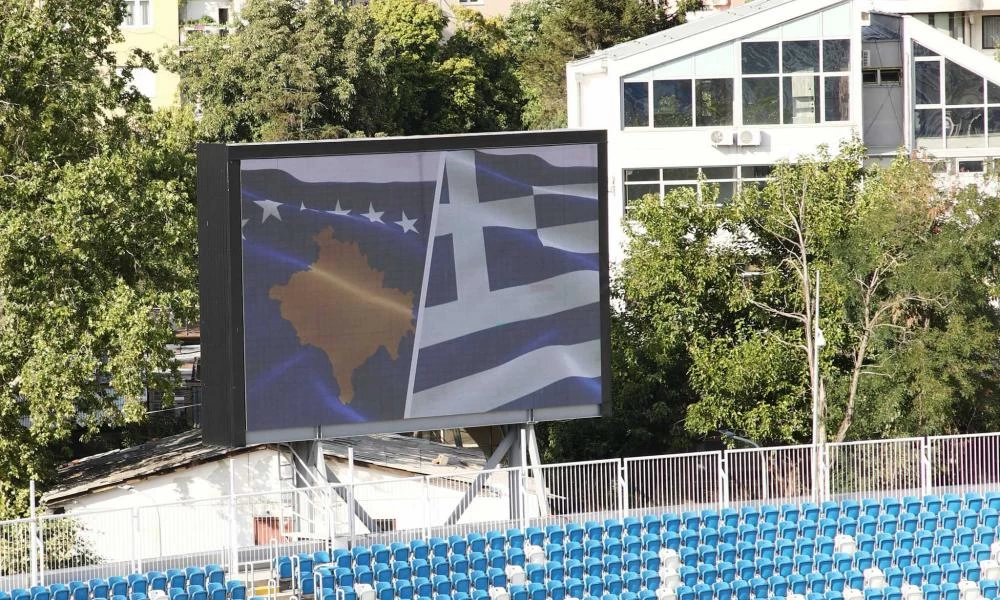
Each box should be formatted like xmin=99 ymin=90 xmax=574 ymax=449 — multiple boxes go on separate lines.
xmin=622 ymin=165 xmax=773 ymax=211
xmin=983 ymin=15 xmax=1000 ymax=50
xmin=122 ymin=0 xmax=151 ymax=27
xmin=913 ymin=49 xmax=1000 ymax=150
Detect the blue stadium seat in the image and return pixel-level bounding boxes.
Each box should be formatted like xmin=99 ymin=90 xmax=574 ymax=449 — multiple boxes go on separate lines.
xmin=884 ymin=566 xmax=902 ymax=588
xmin=755 ymin=557 xmax=774 ymax=578
xmin=693 ymin=583 xmax=712 ymax=600
xmin=775 ymin=539 xmax=794 ymax=559
xmin=942 ymin=563 xmax=961 ymax=585
xmin=842 ymin=500 xmax=860 ymax=520
xmin=565 ymin=578 xmax=583 ymax=599
xmin=857 ymin=533 xmax=875 ymax=553
xmin=933 ymin=546 xmax=952 ymax=566
xmin=749 ymin=577 xmax=768 ymax=600
xmin=953 ymin=544 xmax=971 ymax=564
xmin=814 ymin=553 xmax=832 ymax=575
xmin=786 ymin=574 xmax=805 ymax=596
xmin=525 ymin=564 xmax=544 ymax=585
xmin=697 ymin=564 xmax=717 ymax=586
xmin=740 ymin=506 xmax=759 ymax=527
xmin=822 ymin=502 xmax=840 ymax=521
xmin=838 ymin=517 xmax=858 ymax=537
xmin=525 ymin=527 xmax=544 ymax=547
xmin=430 ymin=557 xmax=448 ymax=576
xmin=845 ymin=569 xmax=863 ymax=591
xmin=862 ymin=499 xmax=881 ymax=519
xmin=816 ymin=536 xmax=835 ymax=556
xmin=921 ymin=512 xmax=939 ymax=533
xmin=584 ymin=557 xmax=602 ymax=577
xmin=509 ymin=528 xmax=526 ymax=549
xmin=566 ymin=543 xmax=584 ymax=562
xmin=923 ymin=564 xmax=942 ymax=585
xmin=565 ymin=523 xmax=584 ymax=544
xmin=413 ymin=577 xmax=432 ymax=598
xmin=206 ymin=583 xmax=225 ymax=600
xmin=980 ymin=580 xmax=998 ymax=600
xmin=188 ymin=586 xmax=206 ymax=600
xmin=167 ymin=572 xmax=186 ymax=593
xmin=432 ymin=574 xmax=451 ymax=595
xmin=91 ymin=580 xmax=110 ymax=600
xmin=973 ymin=542 xmax=992 ymax=561
xmin=916 ymin=531 xmax=934 ymax=551
xmin=720 ymin=508 xmax=739 ymax=528
xmin=508 ymin=548 xmax=526 ymax=567
xmin=678 ymin=566 xmax=697 ymax=588
xmin=775 ymin=555 xmax=793 ymax=577
xmin=904 ymin=565 xmax=923 ymax=586
xmin=662 ymin=513 xmax=681 ymax=534
xmin=758 ymin=523 xmax=777 ymax=544
xmin=859 ymin=516 xmax=877 ymax=536
xmin=731 ymin=580 xmax=749 ymax=600
xmin=603 ymin=555 xmax=623 ymax=576
xmin=108 ymin=578 xmax=127 ymax=599
xmin=901 ymin=496 xmax=921 ymax=516
xmin=168 ymin=587 xmax=187 ymax=600
xmin=452 ymin=573 xmax=471 ymax=594
xmin=738 ymin=525 xmax=757 ymax=545
xmin=675 ymin=586 xmax=694 ymax=600
xmin=584 ymin=576 xmax=603 ymax=597
xmin=806 ymin=573 xmax=824 ymax=594
xmin=69 ymin=582 xmax=88 ymax=600
xmin=451 ymin=553 xmax=470 ymax=574
xmin=585 ymin=521 xmax=604 ymax=541
xmin=874 ymin=550 xmax=892 ymax=570
xmin=900 ymin=514 xmax=918 ymax=534
xmin=756 ymin=540 xmax=775 ymax=561
xmin=824 ymin=571 xmax=844 ymax=592
xmin=641 ymin=516 xmax=660 ymax=536
xmin=622 ymin=572 xmax=641 ymax=594
xmin=794 ymin=554 xmax=813 ymax=575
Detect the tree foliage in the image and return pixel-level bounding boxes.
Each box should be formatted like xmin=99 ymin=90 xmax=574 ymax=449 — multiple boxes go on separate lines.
xmin=169 ymin=0 xmax=524 ymax=141
xmin=510 ymin=0 xmax=700 ymax=129
xmin=0 ymin=0 xmax=198 ymax=517
xmin=546 ymin=143 xmax=1000 ymax=461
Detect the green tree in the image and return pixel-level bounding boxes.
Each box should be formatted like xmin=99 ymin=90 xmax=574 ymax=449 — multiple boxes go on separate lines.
xmin=512 ymin=0 xmax=699 ymax=129
xmin=0 ymin=0 xmax=198 ymax=516
xmin=170 ymin=0 xmax=524 ymax=140
xmin=546 ymin=143 xmax=1000 ymax=461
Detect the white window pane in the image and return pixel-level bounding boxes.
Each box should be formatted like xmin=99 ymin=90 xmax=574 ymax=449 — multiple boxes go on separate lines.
xmin=822 ymin=3 xmax=851 ymax=38
xmin=139 ymin=0 xmax=150 ymax=25
xmin=651 ymin=56 xmax=695 ymax=79
xmin=782 ymin=13 xmax=821 ymax=40
xmin=131 ymin=67 xmax=156 ymax=99
xmin=695 ymin=43 xmax=735 ymax=78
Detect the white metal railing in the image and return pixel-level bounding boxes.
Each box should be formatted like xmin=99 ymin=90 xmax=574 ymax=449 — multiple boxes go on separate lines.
xmin=3 ymin=432 xmax=1000 ymax=588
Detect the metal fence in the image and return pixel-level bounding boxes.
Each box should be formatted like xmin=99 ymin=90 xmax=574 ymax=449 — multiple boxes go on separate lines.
xmin=3 ymin=432 xmax=1000 ymax=589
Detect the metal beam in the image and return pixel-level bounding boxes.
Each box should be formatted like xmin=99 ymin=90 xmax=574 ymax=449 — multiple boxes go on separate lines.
xmin=443 ymin=427 xmax=519 ymax=527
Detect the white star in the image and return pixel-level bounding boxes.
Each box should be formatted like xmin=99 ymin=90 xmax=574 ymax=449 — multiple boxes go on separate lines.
xmin=362 ymin=203 xmax=384 ymax=224
xmin=327 ymin=201 xmax=351 ymax=217
xmin=241 ymin=218 xmax=249 ymax=240
xmin=300 ymin=202 xmax=307 ymax=211
xmin=254 ymin=199 xmax=282 ymax=223
xmin=395 ymin=211 xmax=418 ymax=234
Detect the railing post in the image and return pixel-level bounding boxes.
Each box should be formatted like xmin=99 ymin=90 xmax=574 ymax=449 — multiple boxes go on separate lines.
xmin=132 ymin=506 xmax=142 ymax=574
xmin=519 ymin=465 xmax=529 ymax=530
xmin=719 ymin=452 xmax=729 ymax=510
xmin=812 ymin=443 xmax=820 ymax=504
xmin=326 ymin=482 xmax=335 ymax=553
xmin=921 ymin=437 xmax=932 ymax=497
xmin=423 ymin=476 xmax=432 ymax=541
xmin=228 ymin=459 xmax=239 ymax=579
xmin=29 ymin=479 xmax=38 ymax=586
xmin=618 ymin=460 xmax=628 ymax=520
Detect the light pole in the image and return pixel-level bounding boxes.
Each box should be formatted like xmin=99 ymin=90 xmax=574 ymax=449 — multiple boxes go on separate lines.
xmin=119 ymin=484 xmax=163 ymax=559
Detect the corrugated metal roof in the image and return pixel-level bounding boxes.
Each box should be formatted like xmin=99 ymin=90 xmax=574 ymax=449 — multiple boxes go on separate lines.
xmin=43 ymin=430 xmax=487 ymax=503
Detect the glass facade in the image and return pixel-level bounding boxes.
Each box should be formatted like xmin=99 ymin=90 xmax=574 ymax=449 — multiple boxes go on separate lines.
xmin=621 ymin=4 xmax=851 ymax=129
xmin=623 ymin=165 xmax=774 ymax=209
xmin=913 ymin=43 xmax=1000 ymax=150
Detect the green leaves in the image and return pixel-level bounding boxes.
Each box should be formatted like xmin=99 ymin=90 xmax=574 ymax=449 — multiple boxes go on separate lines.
xmin=171 ymin=0 xmax=524 ymax=140
xmin=0 ymin=0 xmax=199 ymax=514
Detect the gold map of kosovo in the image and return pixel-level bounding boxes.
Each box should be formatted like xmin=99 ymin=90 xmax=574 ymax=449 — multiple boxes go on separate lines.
xmin=269 ymin=227 xmax=415 ymax=404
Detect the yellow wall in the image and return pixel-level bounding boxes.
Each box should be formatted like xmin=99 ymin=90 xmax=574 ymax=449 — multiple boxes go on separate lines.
xmin=111 ymin=0 xmax=182 ymax=109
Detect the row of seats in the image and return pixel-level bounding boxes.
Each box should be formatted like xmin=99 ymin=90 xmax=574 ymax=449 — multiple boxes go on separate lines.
xmin=1 ymin=566 xmax=245 ymax=600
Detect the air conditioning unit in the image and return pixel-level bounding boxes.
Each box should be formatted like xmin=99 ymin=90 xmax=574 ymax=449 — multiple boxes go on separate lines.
xmin=862 ymin=49 xmax=872 ymax=68
xmin=710 ymin=129 xmax=735 ymax=146
xmin=738 ymin=129 xmax=762 ymax=146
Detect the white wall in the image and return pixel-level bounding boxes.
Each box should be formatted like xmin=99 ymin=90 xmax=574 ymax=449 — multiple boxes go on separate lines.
xmin=56 ymin=449 xmax=281 ymax=562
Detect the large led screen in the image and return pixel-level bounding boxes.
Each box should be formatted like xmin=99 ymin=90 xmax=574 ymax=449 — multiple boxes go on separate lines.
xmin=198 ymin=131 xmax=608 ymax=446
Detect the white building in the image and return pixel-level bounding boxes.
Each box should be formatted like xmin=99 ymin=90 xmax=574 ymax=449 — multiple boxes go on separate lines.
xmin=566 ymin=0 xmax=1000 ymax=261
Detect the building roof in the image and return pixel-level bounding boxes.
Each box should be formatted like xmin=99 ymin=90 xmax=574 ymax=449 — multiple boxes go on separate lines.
xmin=323 ymin=434 xmax=485 ymax=478
xmin=571 ymin=0 xmax=801 ymax=64
xmin=43 ymin=430 xmax=486 ymax=504
xmin=43 ymin=430 xmax=251 ymax=504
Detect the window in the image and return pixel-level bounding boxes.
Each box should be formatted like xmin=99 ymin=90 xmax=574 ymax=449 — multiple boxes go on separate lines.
xmin=653 ymin=80 xmax=692 ymax=127
xmin=218 ymin=8 xmax=230 ymax=24
xmin=623 ymin=165 xmax=773 ymax=210
xmin=913 ymin=50 xmax=1000 ymax=149
xmin=122 ymin=0 xmax=150 ymax=26
xmin=985 ymin=16 xmax=1000 ymax=50
xmin=740 ymin=38 xmax=850 ymax=126
xmin=695 ymin=79 xmax=733 ymax=126
xmin=623 ymin=82 xmax=649 ymax=128
xmin=862 ymin=68 xmax=901 ymax=86
xmin=915 ymin=12 xmax=965 ymax=43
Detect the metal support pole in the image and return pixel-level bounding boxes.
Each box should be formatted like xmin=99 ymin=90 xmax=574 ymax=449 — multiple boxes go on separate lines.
xmin=921 ymin=437 xmax=933 ymax=497
xmin=443 ymin=429 xmax=518 ymax=526
xmin=29 ymin=479 xmax=38 ymax=586
xmin=518 ymin=426 xmax=529 ymax=530
xmin=228 ymin=459 xmax=239 ymax=579
xmin=347 ymin=447 xmax=356 ymax=547
xmin=525 ymin=422 xmax=550 ymax=519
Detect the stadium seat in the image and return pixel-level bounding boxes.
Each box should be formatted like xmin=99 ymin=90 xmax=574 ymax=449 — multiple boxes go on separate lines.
xmin=91 ymin=581 xmax=110 ymax=600
xmin=69 ymin=582 xmax=88 ymax=600
xmin=206 ymin=583 xmax=225 ymax=600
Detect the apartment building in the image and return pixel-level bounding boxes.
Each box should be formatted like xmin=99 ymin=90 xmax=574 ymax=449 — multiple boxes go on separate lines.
xmin=567 ymin=0 xmax=1000 ymax=261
